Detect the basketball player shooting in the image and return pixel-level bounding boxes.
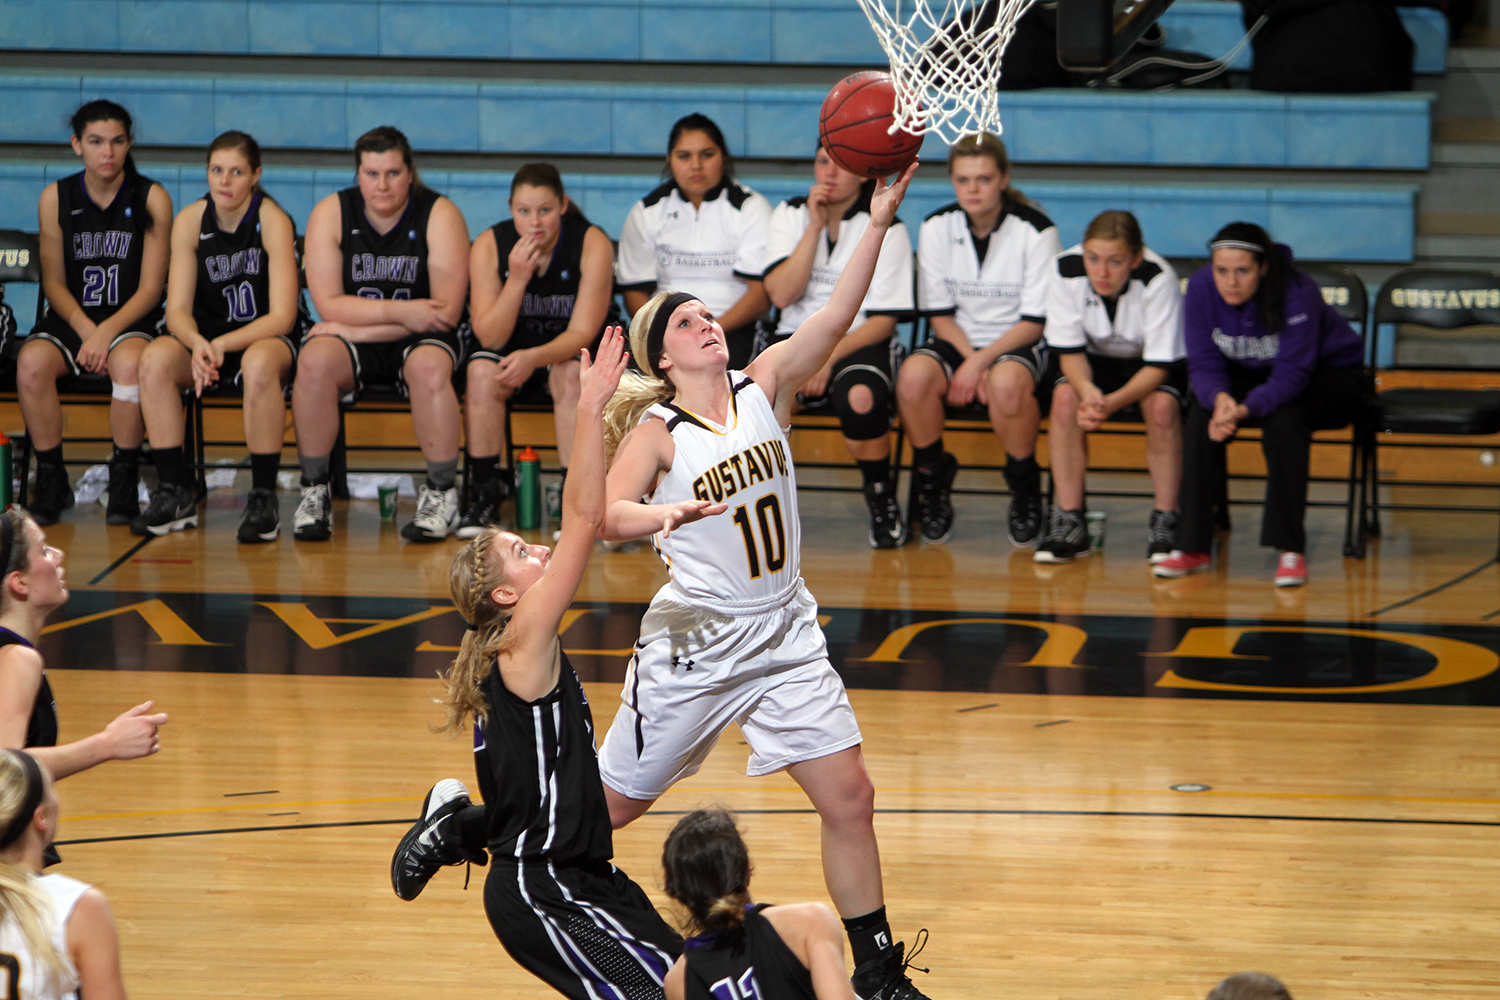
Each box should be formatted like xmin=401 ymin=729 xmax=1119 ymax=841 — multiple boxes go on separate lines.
xmin=596 ymin=161 xmax=933 ymax=1000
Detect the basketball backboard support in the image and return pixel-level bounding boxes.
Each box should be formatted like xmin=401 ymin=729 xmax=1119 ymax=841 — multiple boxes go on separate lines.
xmin=1056 ymin=0 xmax=1177 ymax=71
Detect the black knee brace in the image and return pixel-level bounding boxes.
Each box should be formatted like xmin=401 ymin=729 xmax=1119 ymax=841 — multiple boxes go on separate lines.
xmin=831 ymin=363 xmax=893 ymax=441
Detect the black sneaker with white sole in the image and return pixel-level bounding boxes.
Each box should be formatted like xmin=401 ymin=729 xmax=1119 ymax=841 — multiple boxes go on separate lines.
xmin=237 ymin=487 xmax=281 ymax=543
xmin=391 ymin=779 xmax=487 ymax=901
xmin=1034 ymin=507 xmax=1090 ymax=563
xmin=852 ymin=931 xmax=932 ymax=1000
xmin=1147 ymin=508 xmax=1179 ymax=563
xmin=130 ymin=484 xmax=198 ymax=537
xmin=911 ymin=453 xmax=957 ymax=544
xmin=455 ymin=481 xmax=505 ymax=540
xmin=864 ymin=479 xmax=906 ymax=549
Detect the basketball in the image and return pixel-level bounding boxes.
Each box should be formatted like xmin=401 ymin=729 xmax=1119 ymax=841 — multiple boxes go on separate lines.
xmin=818 ymin=70 xmax=922 ymax=179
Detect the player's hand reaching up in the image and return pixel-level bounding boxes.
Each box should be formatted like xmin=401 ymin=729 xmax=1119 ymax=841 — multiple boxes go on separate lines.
xmin=660 ymin=500 xmax=727 ymax=539
xmin=102 ymin=701 xmax=168 ymax=760
xmin=868 ymin=160 xmax=918 ymax=229
xmin=578 ymin=326 xmax=628 ymax=417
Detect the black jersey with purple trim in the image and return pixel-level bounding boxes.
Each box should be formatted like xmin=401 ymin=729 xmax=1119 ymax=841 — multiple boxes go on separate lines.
xmin=53 ymin=169 xmax=162 ymax=325
xmin=492 ymin=212 xmax=621 ymax=352
xmin=337 ymin=185 xmax=438 ymax=302
xmin=0 ymin=628 xmax=56 ymax=749
xmin=193 ymin=191 xmax=274 ymax=338
xmin=476 ymin=646 xmax=614 ymax=864
xmin=683 ymin=905 xmax=817 ymax=1000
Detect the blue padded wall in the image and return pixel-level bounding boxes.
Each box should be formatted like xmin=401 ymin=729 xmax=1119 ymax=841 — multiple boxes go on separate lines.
xmin=0 ymin=1 xmax=1447 ymax=72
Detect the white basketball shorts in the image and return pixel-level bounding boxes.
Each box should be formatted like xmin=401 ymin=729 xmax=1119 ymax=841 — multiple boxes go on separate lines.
xmin=597 ymin=578 xmax=863 ymax=801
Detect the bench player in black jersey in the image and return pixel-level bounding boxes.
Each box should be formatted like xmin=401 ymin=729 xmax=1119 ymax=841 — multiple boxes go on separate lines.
xmin=292 ymin=126 xmax=470 ymax=543
xmin=18 ymin=101 xmax=172 ymax=527
xmin=135 ymin=131 xmax=304 ymax=542
xmin=458 ymin=163 xmax=620 ymax=538
xmin=391 ymin=328 xmax=684 ymax=1000
xmin=664 ymin=809 xmax=881 ymax=1000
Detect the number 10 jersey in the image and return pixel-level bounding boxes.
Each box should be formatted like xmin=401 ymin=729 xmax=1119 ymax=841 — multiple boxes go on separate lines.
xmin=645 ymin=372 xmax=802 ymax=605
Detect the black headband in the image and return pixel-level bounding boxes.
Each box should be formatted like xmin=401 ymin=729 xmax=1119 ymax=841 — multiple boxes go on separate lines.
xmin=0 ymin=751 xmax=44 ymax=850
xmin=465 ymin=621 xmax=479 ymax=631
xmin=644 ymin=293 xmax=701 ymax=379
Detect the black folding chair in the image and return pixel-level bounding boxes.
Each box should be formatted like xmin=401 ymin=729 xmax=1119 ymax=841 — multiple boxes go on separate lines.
xmin=1351 ymin=268 xmax=1500 ymax=558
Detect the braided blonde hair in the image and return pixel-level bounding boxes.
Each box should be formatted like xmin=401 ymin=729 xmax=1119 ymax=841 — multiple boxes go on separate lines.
xmin=436 ymin=527 xmax=518 ymax=734
xmin=0 ymin=751 xmax=68 ymax=988
xmin=603 ymin=291 xmax=681 ymax=463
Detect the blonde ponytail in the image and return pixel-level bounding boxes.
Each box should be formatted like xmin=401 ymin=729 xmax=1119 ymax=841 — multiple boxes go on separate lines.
xmin=436 ymin=527 xmax=517 ymax=734
xmin=0 ymin=751 xmax=68 ymax=989
xmin=603 ymin=291 xmax=681 ymax=463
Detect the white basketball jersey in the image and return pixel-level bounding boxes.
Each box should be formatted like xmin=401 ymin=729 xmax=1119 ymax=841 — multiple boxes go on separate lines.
xmin=0 ymin=873 xmax=86 ymax=1000
xmin=646 ymin=372 xmax=801 ymax=604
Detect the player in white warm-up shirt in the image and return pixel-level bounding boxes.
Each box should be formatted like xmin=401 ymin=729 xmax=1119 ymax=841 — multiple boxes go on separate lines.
xmin=615 ymin=114 xmax=772 ymax=369
xmin=763 ymin=145 xmax=913 ymax=550
xmin=599 ymin=165 xmax=937 ymax=1000
xmin=896 ymin=133 xmax=1060 ymax=548
xmin=1034 ymin=211 xmax=1186 ymax=566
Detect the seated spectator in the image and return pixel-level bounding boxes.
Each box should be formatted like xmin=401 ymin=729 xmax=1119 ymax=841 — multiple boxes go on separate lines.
xmin=662 ymin=809 xmax=869 ymax=1000
xmin=762 ymin=144 xmax=914 ymax=548
xmin=19 ymin=100 xmax=172 ymax=527
xmin=1036 ymin=210 xmax=1185 ymax=564
xmin=459 ymin=163 xmax=620 ymax=538
xmin=292 ymin=127 xmax=470 ymax=544
xmin=1208 ymin=970 xmax=1294 ymax=1000
xmin=1155 ymin=222 xmax=1364 ymax=587
xmin=615 ymin=114 xmax=772 ymax=369
xmin=896 ymin=133 xmax=1060 ymax=546
xmin=136 ymin=130 xmax=304 ymax=542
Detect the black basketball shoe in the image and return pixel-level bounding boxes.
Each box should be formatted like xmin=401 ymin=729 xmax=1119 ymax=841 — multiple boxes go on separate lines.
xmin=911 ymin=453 xmax=957 ymax=544
xmin=852 ymin=931 xmax=932 ymax=1000
xmin=1033 ymin=507 xmax=1090 ymax=563
xmin=1006 ymin=488 xmax=1044 ymax=548
xmin=1147 ymin=508 xmax=1179 ymax=563
xmin=105 ymin=458 xmax=140 ymax=525
xmin=28 ymin=463 xmax=74 ymax=526
xmin=391 ymin=779 xmax=487 ymax=901
xmin=864 ymin=478 xmax=906 ymax=549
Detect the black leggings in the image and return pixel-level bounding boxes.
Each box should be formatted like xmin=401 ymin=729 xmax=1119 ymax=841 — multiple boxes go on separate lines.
xmin=1177 ymin=365 xmax=1363 ymax=555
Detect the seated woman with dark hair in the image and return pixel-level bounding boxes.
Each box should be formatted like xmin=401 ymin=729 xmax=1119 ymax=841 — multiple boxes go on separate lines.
xmin=1154 ymin=222 xmax=1364 ymax=588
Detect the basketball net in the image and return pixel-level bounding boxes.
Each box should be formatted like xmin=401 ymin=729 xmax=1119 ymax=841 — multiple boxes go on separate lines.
xmin=854 ymin=0 xmax=1036 ymax=144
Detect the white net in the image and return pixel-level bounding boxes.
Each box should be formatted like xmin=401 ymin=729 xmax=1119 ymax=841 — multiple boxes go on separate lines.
xmin=854 ymin=0 xmax=1037 ymax=144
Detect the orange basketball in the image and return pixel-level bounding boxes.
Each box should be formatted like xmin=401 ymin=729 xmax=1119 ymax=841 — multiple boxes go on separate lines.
xmin=818 ymin=71 xmax=922 ymax=179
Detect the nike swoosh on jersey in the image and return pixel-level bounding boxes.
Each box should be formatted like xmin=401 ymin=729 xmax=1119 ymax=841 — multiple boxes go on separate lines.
xmin=199 ymin=232 xmax=215 ymax=240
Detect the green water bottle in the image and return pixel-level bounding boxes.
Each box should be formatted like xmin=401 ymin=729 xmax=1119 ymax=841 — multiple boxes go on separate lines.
xmin=0 ymin=432 xmax=12 ymax=510
xmin=516 ymin=446 xmax=541 ymax=530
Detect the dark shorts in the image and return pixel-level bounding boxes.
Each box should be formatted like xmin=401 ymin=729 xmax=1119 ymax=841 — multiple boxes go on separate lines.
xmin=312 ymin=326 xmax=466 ymax=402
xmin=27 ymin=307 xmax=165 ymax=376
xmin=484 ymin=857 xmax=682 ymax=1000
xmin=762 ymin=336 xmax=900 ymax=411
xmin=906 ymin=336 xmax=1052 ymax=412
xmin=1044 ymin=352 xmax=1189 ymax=420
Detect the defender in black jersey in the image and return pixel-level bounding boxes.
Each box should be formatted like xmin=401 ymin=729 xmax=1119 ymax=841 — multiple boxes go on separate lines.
xmin=460 ymin=163 xmax=621 ymax=538
xmin=292 ymin=127 xmax=470 ymax=545
xmin=18 ymin=101 xmax=172 ymax=526
xmin=137 ymin=131 xmax=305 ymax=543
xmin=662 ymin=810 xmax=915 ymax=1000
xmin=391 ymin=330 xmax=682 ymax=1000
xmin=0 ymin=508 xmax=168 ymax=797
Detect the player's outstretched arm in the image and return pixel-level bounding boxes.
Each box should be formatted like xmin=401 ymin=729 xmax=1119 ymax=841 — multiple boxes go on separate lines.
xmin=602 ymin=422 xmax=726 ymax=542
xmin=503 ymin=329 xmax=629 ymax=689
xmin=749 ymin=161 xmax=916 ymax=413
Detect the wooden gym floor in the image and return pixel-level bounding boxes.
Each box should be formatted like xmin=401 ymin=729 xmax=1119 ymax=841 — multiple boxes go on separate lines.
xmin=26 ymin=448 xmax=1500 ymax=999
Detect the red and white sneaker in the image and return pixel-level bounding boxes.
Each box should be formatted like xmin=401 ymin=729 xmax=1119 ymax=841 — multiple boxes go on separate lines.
xmin=1274 ymin=551 xmax=1308 ymax=587
xmin=1152 ymin=550 xmax=1211 ymax=578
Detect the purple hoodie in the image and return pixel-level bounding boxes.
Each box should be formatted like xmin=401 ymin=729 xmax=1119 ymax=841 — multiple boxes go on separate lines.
xmin=1183 ymin=251 xmax=1364 ymax=417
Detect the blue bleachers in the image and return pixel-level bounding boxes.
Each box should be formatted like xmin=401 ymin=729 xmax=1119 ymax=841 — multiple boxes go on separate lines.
xmin=0 ymin=0 xmax=1449 ymax=73
xmin=0 ymin=71 xmax=1434 ymax=170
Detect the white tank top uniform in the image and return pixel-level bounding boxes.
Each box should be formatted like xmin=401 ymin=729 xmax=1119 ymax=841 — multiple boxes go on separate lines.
xmin=917 ymin=200 xmax=1061 ymax=348
xmin=0 ymin=873 xmax=88 ymax=1000
xmin=1044 ymin=246 xmax=1185 ymax=362
xmin=764 ymin=199 xmax=913 ymax=336
xmin=595 ymin=373 xmax=862 ymax=801
xmin=615 ymin=180 xmax=772 ymax=317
